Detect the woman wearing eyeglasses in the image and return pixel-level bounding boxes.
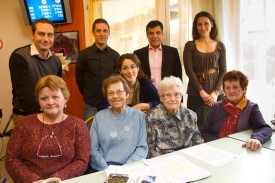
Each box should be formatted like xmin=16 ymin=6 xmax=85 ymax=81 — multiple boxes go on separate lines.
xmin=200 ymin=70 xmax=272 ymax=151
xmin=146 ymin=76 xmax=204 ymax=158
xmin=5 ymin=75 xmax=91 ymax=183
xmin=90 ymin=75 xmax=148 ymax=171
xmin=97 ymin=53 xmax=160 ymax=114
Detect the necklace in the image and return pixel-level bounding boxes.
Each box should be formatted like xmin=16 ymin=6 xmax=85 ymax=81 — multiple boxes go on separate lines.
xmin=43 ymin=114 xmax=64 ymax=138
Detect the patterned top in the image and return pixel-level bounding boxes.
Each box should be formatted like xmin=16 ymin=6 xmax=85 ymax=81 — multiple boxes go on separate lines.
xmin=146 ymin=104 xmax=204 ymax=158
xmin=5 ymin=114 xmax=91 ymax=183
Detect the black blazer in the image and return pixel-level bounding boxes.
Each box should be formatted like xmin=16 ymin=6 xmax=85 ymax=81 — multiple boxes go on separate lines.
xmin=134 ymin=44 xmax=182 ymax=80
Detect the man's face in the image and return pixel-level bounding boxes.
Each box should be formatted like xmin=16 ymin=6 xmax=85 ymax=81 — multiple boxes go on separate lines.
xmin=93 ymin=22 xmax=110 ymax=47
xmin=32 ymin=23 xmax=54 ymax=53
xmin=146 ymin=26 xmax=163 ymax=49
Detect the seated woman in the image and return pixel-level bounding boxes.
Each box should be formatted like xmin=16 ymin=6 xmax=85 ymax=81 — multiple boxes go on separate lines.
xmin=200 ymin=70 xmax=272 ymax=151
xmin=5 ymin=75 xmax=91 ymax=183
xmin=97 ymin=53 xmax=160 ymax=114
xmin=90 ymin=75 xmax=148 ymax=171
xmin=146 ymin=76 xmax=204 ymax=158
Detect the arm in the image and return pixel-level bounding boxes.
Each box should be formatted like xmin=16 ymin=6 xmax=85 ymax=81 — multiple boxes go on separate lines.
xmin=213 ymin=42 xmax=227 ymax=94
xmin=249 ymin=105 xmax=272 ymax=144
xmin=90 ymin=116 xmax=108 ymax=170
xmin=183 ymin=42 xmax=204 ymax=93
xmin=145 ymin=113 xmax=160 ymax=158
xmin=5 ymin=123 xmax=41 ymax=182
xmin=199 ymin=106 xmax=219 ymax=142
xmin=75 ymin=52 xmax=86 ymax=94
xmin=51 ymin=120 xmax=91 ymax=179
xmin=126 ymin=114 xmax=148 ymax=163
xmin=173 ymin=48 xmax=182 ymax=80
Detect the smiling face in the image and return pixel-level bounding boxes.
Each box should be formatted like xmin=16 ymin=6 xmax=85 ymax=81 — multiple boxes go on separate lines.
xmin=38 ymin=87 xmax=67 ymax=117
xmin=32 ymin=22 xmax=54 ymax=56
xmin=160 ymin=87 xmax=182 ymax=115
xmin=119 ymin=58 xmax=139 ymax=86
xmin=223 ymin=80 xmax=246 ymax=105
xmin=93 ymin=22 xmax=110 ymax=48
xmin=146 ymin=26 xmax=163 ymax=49
xmin=196 ymin=16 xmax=212 ymax=38
xmin=107 ymin=82 xmax=128 ymax=110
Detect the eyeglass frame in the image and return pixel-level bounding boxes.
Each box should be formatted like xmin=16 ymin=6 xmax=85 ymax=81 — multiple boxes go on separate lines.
xmin=107 ymin=90 xmax=126 ymax=97
xmin=36 ymin=135 xmax=62 ymax=158
xmin=162 ymin=92 xmax=182 ymax=99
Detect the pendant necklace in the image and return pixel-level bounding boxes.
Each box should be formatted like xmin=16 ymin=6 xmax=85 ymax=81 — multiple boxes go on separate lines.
xmin=43 ymin=114 xmax=64 ymax=138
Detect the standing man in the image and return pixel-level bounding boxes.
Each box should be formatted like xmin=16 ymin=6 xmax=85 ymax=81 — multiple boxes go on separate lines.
xmin=9 ymin=18 xmax=62 ymax=124
xmin=76 ymin=18 xmax=120 ymax=120
xmin=134 ymin=20 xmax=182 ymax=88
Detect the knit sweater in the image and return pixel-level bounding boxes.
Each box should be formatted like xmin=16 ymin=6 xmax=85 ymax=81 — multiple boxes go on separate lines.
xmin=5 ymin=114 xmax=91 ymax=183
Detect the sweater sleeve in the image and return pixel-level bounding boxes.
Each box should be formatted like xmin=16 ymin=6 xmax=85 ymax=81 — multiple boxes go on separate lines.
xmin=140 ymin=80 xmax=160 ymax=109
xmin=214 ymin=42 xmax=227 ymax=94
xmin=126 ymin=113 xmax=148 ymax=163
xmin=183 ymin=41 xmax=203 ymax=92
xmin=249 ymin=105 xmax=272 ymax=144
xmin=90 ymin=116 xmax=109 ymax=170
xmin=5 ymin=121 xmax=41 ymax=183
xmin=51 ymin=119 xmax=91 ymax=180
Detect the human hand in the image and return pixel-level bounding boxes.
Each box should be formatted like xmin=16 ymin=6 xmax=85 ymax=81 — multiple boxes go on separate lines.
xmin=242 ymin=139 xmax=262 ymax=151
xmin=199 ymin=90 xmax=213 ymax=106
xmin=32 ymin=180 xmax=44 ymax=183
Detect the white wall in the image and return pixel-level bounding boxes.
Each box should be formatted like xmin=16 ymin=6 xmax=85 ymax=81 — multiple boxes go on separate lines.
xmin=0 ymin=0 xmax=32 ymax=154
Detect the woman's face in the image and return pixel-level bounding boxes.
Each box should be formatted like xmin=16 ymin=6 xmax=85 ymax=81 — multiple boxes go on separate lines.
xmin=223 ymin=80 xmax=246 ymax=105
xmin=119 ymin=58 xmax=139 ymax=85
xmin=107 ymin=82 xmax=128 ymax=109
xmin=160 ymin=87 xmax=182 ymax=114
xmin=197 ymin=16 xmax=212 ymax=38
xmin=38 ymin=87 xmax=67 ymax=116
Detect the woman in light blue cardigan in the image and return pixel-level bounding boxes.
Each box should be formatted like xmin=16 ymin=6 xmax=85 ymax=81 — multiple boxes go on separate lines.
xmin=90 ymin=75 xmax=148 ymax=171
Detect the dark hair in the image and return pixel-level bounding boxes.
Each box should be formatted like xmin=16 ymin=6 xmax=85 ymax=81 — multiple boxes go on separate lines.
xmin=222 ymin=70 xmax=249 ymax=90
xmin=146 ymin=20 xmax=164 ymax=33
xmin=115 ymin=53 xmax=150 ymax=81
xmin=102 ymin=74 xmax=131 ymax=98
xmin=31 ymin=18 xmax=55 ymax=34
xmin=92 ymin=18 xmax=110 ymax=32
xmin=192 ymin=11 xmax=218 ymax=40
xmin=34 ymin=75 xmax=70 ymax=101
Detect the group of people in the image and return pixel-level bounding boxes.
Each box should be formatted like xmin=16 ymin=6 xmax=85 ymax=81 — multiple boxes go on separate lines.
xmin=6 ymin=11 xmax=272 ymax=183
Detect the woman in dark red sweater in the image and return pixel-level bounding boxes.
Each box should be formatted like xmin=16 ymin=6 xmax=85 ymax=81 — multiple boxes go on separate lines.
xmin=5 ymin=75 xmax=91 ymax=183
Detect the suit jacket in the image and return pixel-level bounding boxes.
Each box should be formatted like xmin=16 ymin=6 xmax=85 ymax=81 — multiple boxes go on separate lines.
xmin=134 ymin=44 xmax=182 ymax=80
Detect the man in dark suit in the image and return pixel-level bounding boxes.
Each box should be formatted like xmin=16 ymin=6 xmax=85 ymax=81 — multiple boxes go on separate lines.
xmin=134 ymin=20 xmax=182 ymax=88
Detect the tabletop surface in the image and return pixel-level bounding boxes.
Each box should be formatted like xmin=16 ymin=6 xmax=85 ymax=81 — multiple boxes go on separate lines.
xmin=63 ymin=137 xmax=275 ymax=183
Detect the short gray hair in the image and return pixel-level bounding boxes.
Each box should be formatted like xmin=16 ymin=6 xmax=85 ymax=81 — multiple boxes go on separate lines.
xmin=158 ymin=76 xmax=183 ymax=96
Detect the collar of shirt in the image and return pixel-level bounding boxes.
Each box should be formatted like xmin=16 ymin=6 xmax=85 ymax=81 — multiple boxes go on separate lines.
xmin=93 ymin=43 xmax=109 ymax=53
xmin=149 ymin=44 xmax=162 ymax=51
xmin=30 ymin=44 xmax=52 ymax=60
xmin=161 ymin=104 xmax=182 ymax=121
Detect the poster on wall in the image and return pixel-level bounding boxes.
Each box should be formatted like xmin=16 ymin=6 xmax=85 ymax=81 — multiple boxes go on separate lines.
xmin=52 ymin=31 xmax=79 ymax=63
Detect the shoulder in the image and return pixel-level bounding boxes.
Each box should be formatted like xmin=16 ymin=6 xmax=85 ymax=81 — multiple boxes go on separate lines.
xmin=107 ymin=46 xmax=120 ymax=56
xmin=11 ymin=45 xmax=31 ymax=57
xmin=16 ymin=114 xmax=39 ymax=129
xmin=216 ymin=41 xmax=226 ymax=51
xmin=134 ymin=46 xmax=148 ymax=54
xmin=139 ymin=79 xmax=152 ymax=86
xmin=162 ymin=44 xmax=177 ymax=51
xmin=183 ymin=41 xmax=195 ymax=51
xmin=147 ymin=104 xmax=163 ymax=118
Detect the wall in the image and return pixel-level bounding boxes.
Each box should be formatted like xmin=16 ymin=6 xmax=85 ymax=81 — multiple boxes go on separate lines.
xmin=0 ymin=0 xmax=85 ymax=157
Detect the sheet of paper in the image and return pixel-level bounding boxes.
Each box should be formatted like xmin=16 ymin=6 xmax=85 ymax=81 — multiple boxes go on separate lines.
xmin=143 ymin=154 xmax=212 ymax=183
xmin=183 ymin=144 xmax=241 ymax=166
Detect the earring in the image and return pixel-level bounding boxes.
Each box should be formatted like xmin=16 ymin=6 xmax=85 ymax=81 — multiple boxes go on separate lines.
xmin=65 ymin=104 xmax=67 ymax=108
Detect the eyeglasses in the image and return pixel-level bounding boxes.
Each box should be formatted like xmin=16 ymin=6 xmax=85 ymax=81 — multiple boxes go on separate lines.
xmin=163 ymin=92 xmax=182 ymax=99
xmin=121 ymin=65 xmax=137 ymax=71
xmin=108 ymin=90 xmax=125 ymax=97
xmin=37 ymin=135 xmax=62 ymax=158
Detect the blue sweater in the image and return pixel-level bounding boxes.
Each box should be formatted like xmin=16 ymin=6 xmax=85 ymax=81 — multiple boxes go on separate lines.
xmin=97 ymin=79 xmax=160 ymax=111
xmin=90 ymin=106 xmax=148 ymax=171
xmin=200 ymin=99 xmax=272 ymax=143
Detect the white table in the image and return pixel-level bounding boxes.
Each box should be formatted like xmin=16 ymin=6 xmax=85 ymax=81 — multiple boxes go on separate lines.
xmin=63 ymin=138 xmax=275 ymax=183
